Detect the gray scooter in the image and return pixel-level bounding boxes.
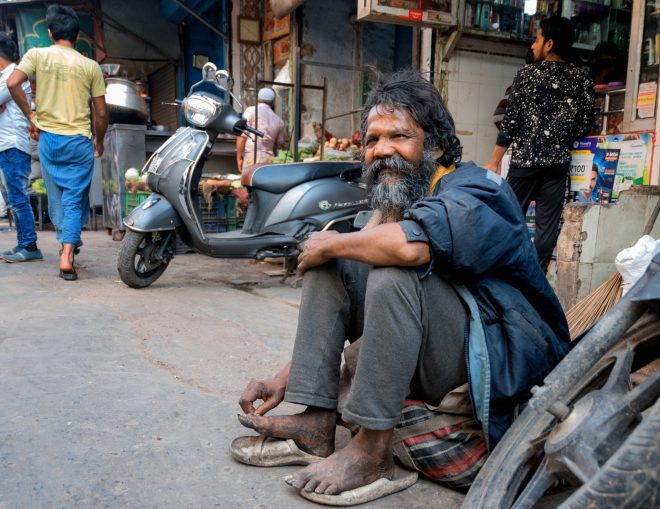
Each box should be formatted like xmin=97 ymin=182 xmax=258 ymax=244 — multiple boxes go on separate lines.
xmin=117 ymin=63 xmax=369 ymax=288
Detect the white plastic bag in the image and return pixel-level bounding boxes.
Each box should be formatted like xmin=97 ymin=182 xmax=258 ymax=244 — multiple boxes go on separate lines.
xmin=615 ymin=235 xmax=660 ymax=295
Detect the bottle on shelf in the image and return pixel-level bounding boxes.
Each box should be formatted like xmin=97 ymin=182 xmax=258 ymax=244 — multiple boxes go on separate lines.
xmin=589 ymin=22 xmax=601 ymax=46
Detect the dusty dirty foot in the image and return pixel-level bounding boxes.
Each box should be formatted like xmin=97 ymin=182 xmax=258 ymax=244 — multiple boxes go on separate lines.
xmin=284 ymin=427 xmax=394 ymax=495
xmin=238 ymin=407 xmax=336 ymax=457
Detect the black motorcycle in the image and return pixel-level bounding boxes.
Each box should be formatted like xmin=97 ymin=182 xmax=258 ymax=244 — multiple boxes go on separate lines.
xmin=463 ymin=241 xmax=660 ymax=508
xmin=118 ymin=63 xmax=369 ymax=288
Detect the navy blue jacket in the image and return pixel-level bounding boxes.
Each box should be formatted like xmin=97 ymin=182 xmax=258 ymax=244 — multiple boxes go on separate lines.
xmin=404 ymin=162 xmax=570 ymax=447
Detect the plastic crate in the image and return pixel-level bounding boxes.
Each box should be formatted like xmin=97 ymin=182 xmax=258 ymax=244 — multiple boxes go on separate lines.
xmin=125 ymin=191 xmax=150 ymax=215
xmin=197 ymin=194 xmax=243 ymax=233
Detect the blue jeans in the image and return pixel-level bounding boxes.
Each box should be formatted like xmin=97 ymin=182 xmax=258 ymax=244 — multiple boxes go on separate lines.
xmin=38 ymin=132 xmax=94 ymax=246
xmin=0 ymin=148 xmax=37 ymax=247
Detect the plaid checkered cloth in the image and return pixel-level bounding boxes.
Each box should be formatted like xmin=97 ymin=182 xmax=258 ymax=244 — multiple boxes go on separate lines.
xmin=392 ymin=398 xmax=488 ymax=490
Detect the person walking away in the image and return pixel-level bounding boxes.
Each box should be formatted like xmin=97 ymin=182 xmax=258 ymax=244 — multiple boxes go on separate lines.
xmin=236 ymin=87 xmax=285 ymax=172
xmin=484 ymin=16 xmax=594 ymax=271
xmin=0 ymin=32 xmax=42 ymax=263
xmin=8 ymin=4 xmax=107 ymax=280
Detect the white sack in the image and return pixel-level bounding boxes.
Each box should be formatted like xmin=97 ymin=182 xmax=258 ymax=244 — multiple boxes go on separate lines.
xmin=615 ymin=235 xmax=660 ymax=295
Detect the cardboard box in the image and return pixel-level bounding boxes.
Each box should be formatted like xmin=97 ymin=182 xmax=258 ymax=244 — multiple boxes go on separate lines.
xmin=357 ymin=0 xmax=456 ymax=28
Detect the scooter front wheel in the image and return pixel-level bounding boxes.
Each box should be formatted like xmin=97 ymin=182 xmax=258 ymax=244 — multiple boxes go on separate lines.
xmin=117 ymin=230 xmax=175 ymax=288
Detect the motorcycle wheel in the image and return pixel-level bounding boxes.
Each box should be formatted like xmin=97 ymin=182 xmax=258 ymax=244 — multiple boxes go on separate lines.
xmin=462 ymin=312 xmax=660 ymax=509
xmin=117 ymin=230 xmax=175 ymax=288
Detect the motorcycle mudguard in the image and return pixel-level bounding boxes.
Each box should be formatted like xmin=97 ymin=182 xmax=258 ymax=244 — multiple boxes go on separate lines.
xmin=123 ymin=194 xmax=182 ymax=232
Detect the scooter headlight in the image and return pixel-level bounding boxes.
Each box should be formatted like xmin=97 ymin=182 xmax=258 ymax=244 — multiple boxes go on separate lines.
xmin=183 ymin=95 xmax=222 ymax=127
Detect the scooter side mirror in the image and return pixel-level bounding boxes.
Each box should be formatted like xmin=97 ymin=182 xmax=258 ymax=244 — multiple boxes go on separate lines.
xmin=215 ymin=70 xmax=234 ymax=92
xmin=202 ymin=62 xmax=217 ymax=81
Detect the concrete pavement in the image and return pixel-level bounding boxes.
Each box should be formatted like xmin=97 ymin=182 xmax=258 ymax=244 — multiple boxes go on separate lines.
xmin=0 ymin=224 xmax=464 ymax=508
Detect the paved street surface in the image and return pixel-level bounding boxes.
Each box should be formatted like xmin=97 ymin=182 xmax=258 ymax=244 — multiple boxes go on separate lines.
xmin=0 ymin=223 xmax=464 ymax=508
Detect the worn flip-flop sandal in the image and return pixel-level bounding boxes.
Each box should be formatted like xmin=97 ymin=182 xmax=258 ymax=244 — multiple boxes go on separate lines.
xmin=230 ymin=435 xmax=324 ymax=467
xmin=59 ymin=266 xmax=78 ymax=281
xmin=296 ymin=470 xmax=418 ymax=507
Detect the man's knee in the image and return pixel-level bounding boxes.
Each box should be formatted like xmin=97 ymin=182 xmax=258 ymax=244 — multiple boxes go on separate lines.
xmin=366 ymin=267 xmax=418 ymax=298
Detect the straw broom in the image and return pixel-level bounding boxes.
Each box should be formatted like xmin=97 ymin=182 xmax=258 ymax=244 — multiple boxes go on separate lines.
xmin=566 ymin=197 xmax=660 ymax=340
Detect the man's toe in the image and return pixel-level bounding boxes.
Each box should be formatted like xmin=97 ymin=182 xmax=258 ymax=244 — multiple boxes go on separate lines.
xmin=324 ymin=483 xmax=341 ymax=495
xmin=302 ymin=478 xmax=320 ymax=493
xmin=286 ymin=472 xmax=309 ymax=489
xmin=237 ymin=413 xmax=258 ymax=430
xmin=314 ymin=480 xmax=332 ymax=494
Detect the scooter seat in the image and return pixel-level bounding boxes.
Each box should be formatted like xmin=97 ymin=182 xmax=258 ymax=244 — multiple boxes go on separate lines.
xmin=241 ymin=161 xmax=362 ymax=194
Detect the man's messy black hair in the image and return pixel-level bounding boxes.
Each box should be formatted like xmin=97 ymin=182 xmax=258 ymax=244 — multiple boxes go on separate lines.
xmin=47 ymin=4 xmax=80 ymax=44
xmin=360 ymin=69 xmax=462 ymax=168
xmin=0 ymin=32 xmax=17 ymax=62
xmin=540 ymin=16 xmax=574 ymax=62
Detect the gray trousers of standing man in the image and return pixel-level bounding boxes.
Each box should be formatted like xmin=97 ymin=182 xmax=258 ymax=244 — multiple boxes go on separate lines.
xmin=284 ymin=259 xmax=468 ymax=430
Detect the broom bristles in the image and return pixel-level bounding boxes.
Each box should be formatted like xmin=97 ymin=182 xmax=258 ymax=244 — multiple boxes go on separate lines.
xmin=566 ymin=272 xmax=623 ymax=340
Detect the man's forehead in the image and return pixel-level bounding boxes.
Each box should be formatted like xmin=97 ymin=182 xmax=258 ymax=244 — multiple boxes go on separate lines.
xmin=366 ymin=104 xmax=418 ymax=128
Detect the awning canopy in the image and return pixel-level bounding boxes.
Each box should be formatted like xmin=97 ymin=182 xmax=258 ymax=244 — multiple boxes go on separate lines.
xmin=159 ymin=0 xmax=216 ymax=24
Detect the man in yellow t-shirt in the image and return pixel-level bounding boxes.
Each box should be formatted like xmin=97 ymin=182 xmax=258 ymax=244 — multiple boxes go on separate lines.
xmin=8 ymin=4 xmax=107 ymax=281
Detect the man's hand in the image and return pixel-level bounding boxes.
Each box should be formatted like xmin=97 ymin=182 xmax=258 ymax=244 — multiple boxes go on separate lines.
xmin=28 ymin=113 xmax=39 ymax=141
xmin=297 ymin=230 xmax=340 ymax=275
xmin=239 ymin=377 xmax=287 ymax=415
xmin=483 ymin=162 xmax=501 ymax=174
xmin=94 ymin=138 xmax=104 ymax=157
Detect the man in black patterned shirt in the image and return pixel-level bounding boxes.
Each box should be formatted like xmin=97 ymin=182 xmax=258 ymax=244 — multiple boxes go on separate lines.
xmin=485 ymin=16 xmax=594 ymax=271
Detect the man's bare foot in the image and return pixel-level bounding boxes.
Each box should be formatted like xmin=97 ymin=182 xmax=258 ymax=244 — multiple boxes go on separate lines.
xmin=238 ymin=407 xmax=336 ymax=457
xmin=284 ymin=428 xmax=394 ymax=495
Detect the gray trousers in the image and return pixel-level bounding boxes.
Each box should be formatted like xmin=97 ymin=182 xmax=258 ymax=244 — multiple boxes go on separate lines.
xmin=285 ymin=260 xmax=468 ymax=430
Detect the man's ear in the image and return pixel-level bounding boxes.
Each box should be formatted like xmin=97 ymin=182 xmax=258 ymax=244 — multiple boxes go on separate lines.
xmin=545 ymin=38 xmax=554 ymax=54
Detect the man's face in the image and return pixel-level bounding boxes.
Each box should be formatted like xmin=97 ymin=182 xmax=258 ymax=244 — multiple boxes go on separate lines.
xmin=362 ymin=106 xmax=437 ymax=221
xmin=531 ymin=28 xmax=551 ymax=62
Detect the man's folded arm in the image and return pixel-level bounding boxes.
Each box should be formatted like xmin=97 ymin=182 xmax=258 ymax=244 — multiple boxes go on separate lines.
xmin=325 ymin=222 xmax=430 ymax=267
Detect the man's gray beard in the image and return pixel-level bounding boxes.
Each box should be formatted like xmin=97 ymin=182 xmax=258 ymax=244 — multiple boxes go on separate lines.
xmin=362 ymin=150 xmax=437 ymax=223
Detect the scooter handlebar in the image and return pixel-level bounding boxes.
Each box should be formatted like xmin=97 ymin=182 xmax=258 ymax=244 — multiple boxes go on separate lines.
xmin=243 ymin=125 xmax=264 ymax=138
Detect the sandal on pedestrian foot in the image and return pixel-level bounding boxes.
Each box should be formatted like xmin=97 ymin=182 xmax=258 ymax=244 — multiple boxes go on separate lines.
xmin=59 ymin=265 xmax=78 ymax=281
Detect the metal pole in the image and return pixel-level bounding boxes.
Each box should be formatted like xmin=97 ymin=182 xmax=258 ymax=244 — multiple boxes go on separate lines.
xmin=412 ymin=27 xmax=421 ymax=70
xmin=254 ymin=76 xmax=259 ymax=164
xmin=293 ymin=46 xmax=302 ymax=162
xmin=320 ymin=77 xmax=327 ymax=161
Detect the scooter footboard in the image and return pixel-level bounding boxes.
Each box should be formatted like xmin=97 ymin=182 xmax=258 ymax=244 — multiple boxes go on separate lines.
xmin=123 ymin=193 xmax=182 ymax=232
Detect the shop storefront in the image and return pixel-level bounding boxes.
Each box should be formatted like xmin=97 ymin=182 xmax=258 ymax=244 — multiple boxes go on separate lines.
xmin=0 ymin=0 xmax=234 ymax=233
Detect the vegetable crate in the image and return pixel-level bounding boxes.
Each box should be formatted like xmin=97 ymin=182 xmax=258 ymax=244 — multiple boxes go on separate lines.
xmin=125 ymin=191 xmax=150 ymax=216
xmin=198 ymin=194 xmax=242 ymax=233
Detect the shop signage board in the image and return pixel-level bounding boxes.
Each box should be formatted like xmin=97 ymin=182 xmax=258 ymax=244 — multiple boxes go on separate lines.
xmin=15 ymin=7 xmax=95 ymax=59
xmin=569 ymin=133 xmax=655 ymax=203
xmin=357 ymin=0 xmax=457 ymax=28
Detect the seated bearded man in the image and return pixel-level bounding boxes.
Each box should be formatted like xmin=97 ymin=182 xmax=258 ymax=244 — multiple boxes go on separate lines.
xmin=231 ymin=69 xmax=570 ymax=506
